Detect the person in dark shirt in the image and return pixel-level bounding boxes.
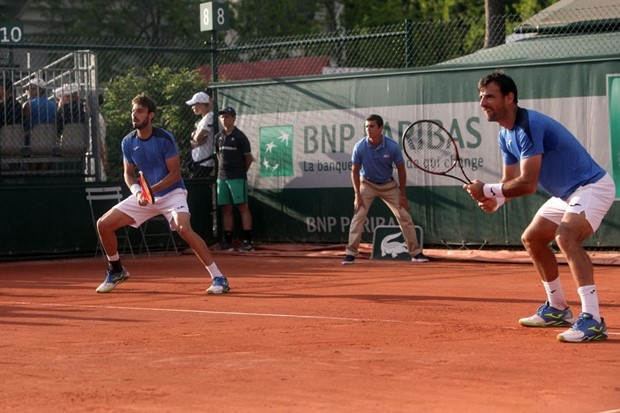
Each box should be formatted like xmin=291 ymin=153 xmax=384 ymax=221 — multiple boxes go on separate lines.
xmin=214 ymin=107 xmax=255 ymax=252
xmin=0 ymin=77 xmax=23 ymax=128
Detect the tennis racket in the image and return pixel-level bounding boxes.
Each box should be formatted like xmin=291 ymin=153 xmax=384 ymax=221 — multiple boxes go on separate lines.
xmin=138 ymin=171 xmax=155 ymax=205
xmin=402 ymin=120 xmax=472 ymax=185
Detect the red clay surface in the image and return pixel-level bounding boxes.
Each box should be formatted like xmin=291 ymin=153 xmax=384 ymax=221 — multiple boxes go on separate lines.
xmin=1 ymin=246 xmax=619 ymax=413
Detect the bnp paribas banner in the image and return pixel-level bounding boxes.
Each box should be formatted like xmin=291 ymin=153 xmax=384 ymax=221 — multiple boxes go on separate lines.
xmin=234 ymin=97 xmax=611 ymax=190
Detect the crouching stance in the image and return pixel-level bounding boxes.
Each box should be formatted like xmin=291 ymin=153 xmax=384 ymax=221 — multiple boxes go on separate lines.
xmin=96 ymin=93 xmax=229 ymax=295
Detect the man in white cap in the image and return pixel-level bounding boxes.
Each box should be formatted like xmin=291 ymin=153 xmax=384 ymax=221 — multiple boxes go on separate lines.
xmin=185 ymin=91 xmax=215 ymax=178
xmin=55 ymin=83 xmax=85 ymax=136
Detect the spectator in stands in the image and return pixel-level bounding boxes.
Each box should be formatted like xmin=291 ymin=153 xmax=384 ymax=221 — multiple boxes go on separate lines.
xmin=22 ymin=76 xmax=56 ymax=145
xmin=55 ymin=83 xmax=86 ymax=136
xmin=0 ymin=77 xmax=23 ymax=128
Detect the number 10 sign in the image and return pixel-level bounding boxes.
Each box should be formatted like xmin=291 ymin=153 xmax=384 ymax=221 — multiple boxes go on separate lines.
xmin=200 ymin=2 xmax=230 ymax=31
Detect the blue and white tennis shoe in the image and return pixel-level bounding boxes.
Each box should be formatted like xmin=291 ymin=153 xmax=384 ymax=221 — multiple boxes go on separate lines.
xmin=206 ymin=276 xmax=230 ymax=294
xmin=518 ymin=301 xmax=575 ymax=327
xmin=557 ymin=312 xmax=608 ymax=343
xmin=96 ymin=268 xmax=130 ymax=293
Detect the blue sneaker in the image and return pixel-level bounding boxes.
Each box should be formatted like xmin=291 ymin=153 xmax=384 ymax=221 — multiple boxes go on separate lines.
xmin=96 ymin=268 xmax=130 ymax=293
xmin=518 ymin=301 xmax=575 ymax=327
xmin=557 ymin=312 xmax=608 ymax=343
xmin=206 ymin=276 xmax=230 ymax=294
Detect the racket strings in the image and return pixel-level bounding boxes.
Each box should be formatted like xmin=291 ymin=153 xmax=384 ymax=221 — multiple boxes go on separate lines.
xmin=403 ymin=123 xmax=457 ymax=174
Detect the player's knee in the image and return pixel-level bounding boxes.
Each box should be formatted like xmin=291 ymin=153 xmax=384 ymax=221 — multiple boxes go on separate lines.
xmin=96 ymin=216 xmax=109 ymax=233
xmin=521 ymin=229 xmax=540 ymax=249
xmin=175 ymin=223 xmax=193 ymax=239
xmin=554 ymin=227 xmax=578 ymax=252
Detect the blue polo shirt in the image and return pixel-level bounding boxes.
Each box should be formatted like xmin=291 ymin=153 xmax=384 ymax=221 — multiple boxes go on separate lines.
xmin=122 ymin=126 xmax=185 ymax=197
xmin=499 ymin=108 xmax=605 ymax=200
xmin=351 ymin=135 xmax=402 ymax=183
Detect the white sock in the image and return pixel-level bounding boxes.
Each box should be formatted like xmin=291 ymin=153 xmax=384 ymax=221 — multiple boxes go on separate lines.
xmin=107 ymin=253 xmax=120 ymax=261
xmin=543 ymin=278 xmax=568 ymax=310
xmin=578 ymin=285 xmax=601 ymax=322
xmin=206 ymin=263 xmax=224 ymax=280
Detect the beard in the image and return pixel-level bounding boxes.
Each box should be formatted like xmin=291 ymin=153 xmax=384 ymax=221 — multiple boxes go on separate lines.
xmin=482 ymin=108 xmax=498 ymax=122
xmin=133 ymin=118 xmax=149 ymax=130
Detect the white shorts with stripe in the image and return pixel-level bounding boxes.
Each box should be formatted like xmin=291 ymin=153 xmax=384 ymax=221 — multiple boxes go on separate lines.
xmin=115 ymin=188 xmax=190 ymax=230
xmin=537 ymin=173 xmax=615 ymax=232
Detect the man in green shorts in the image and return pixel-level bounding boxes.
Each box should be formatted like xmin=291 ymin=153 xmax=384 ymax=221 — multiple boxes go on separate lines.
xmin=214 ymin=107 xmax=255 ymax=251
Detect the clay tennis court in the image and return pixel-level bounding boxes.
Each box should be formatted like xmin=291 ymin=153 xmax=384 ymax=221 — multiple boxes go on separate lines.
xmin=2 ymin=246 xmax=619 ymax=412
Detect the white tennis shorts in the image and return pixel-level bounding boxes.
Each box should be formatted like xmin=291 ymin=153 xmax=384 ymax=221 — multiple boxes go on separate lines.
xmin=115 ymin=188 xmax=190 ymax=230
xmin=537 ymin=173 xmax=616 ymax=232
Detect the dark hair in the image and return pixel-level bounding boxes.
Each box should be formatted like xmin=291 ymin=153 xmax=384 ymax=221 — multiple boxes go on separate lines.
xmin=478 ymin=72 xmax=518 ymax=103
xmin=366 ymin=114 xmax=384 ymax=127
xmin=132 ymin=93 xmax=157 ymax=114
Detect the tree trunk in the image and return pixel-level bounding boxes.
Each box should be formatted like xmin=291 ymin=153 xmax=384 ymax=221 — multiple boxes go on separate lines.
xmin=485 ymin=0 xmax=506 ymax=48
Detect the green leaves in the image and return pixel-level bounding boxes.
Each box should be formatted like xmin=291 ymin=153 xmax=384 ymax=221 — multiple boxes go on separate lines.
xmin=103 ymin=65 xmax=204 ymax=181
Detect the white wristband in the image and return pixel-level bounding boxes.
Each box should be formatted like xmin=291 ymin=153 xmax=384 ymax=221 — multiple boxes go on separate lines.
xmin=483 ymin=183 xmax=504 ymax=198
xmin=491 ymin=197 xmax=505 ymax=212
xmin=130 ymin=183 xmax=142 ymax=196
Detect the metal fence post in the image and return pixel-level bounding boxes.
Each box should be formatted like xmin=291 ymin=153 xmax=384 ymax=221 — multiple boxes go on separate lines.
xmin=210 ymin=30 xmax=219 ymax=240
xmin=405 ymin=19 xmax=414 ymax=68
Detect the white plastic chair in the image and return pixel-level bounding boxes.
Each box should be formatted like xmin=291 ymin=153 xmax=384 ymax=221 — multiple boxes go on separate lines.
xmin=0 ymin=124 xmax=25 ymax=156
xmin=85 ymin=186 xmax=147 ymax=258
xmin=29 ymin=123 xmax=58 ymax=156
xmin=60 ymin=122 xmax=89 ymax=155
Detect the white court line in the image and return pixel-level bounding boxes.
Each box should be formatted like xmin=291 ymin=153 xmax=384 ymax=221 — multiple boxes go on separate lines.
xmin=2 ymin=301 xmax=408 ymax=324
xmin=4 ymin=301 xmax=620 ymax=333
xmin=595 ymin=409 xmax=620 ymax=413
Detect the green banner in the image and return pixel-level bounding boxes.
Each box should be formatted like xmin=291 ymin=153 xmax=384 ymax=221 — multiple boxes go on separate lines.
xmin=259 ymin=125 xmax=294 ymax=177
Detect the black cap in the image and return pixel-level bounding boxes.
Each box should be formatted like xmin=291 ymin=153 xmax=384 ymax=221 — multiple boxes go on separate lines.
xmin=218 ymin=106 xmax=236 ymax=116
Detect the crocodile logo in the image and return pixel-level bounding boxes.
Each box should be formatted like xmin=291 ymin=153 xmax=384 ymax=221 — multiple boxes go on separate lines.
xmin=381 ymin=231 xmax=407 ymax=258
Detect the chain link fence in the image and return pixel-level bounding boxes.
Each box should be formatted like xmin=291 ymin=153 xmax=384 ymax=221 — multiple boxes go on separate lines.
xmin=1 ymin=3 xmax=618 ymax=182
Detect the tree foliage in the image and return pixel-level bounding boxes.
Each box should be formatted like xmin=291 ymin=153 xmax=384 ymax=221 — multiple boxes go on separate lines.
xmin=27 ymin=0 xmax=559 ymax=43
xmin=102 ymin=65 xmax=204 ymax=181
xmin=31 ymin=0 xmax=205 ymax=40
xmin=229 ymin=0 xmax=322 ymax=39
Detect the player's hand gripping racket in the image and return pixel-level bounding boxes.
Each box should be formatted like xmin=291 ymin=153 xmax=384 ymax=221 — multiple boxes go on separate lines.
xmin=402 ymin=120 xmax=472 ymax=185
xmin=138 ymin=171 xmax=155 ymax=205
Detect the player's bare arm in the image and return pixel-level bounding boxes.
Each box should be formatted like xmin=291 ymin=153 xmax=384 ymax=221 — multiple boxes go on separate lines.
xmin=123 ymin=161 xmax=149 ymax=206
xmin=466 ymin=156 xmax=540 ymax=200
xmin=123 ymin=161 xmax=138 ymax=188
xmin=500 ymin=155 xmax=541 ymax=197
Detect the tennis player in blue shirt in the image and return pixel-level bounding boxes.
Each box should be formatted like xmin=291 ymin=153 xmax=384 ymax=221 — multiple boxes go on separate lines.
xmin=465 ymin=72 xmax=615 ymax=342
xmin=95 ymin=93 xmax=230 ymax=295
xmin=342 ymin=114 xmax=428 ymax=265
